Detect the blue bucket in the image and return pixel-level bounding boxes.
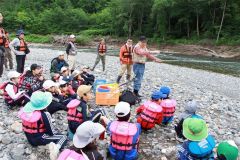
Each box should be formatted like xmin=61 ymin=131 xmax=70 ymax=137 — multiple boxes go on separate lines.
xmin=93 ymin=79 xmax=107 ymax=93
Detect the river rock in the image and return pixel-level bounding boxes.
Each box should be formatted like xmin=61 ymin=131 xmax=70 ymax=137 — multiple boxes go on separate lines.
xmin=234 ymin=137 xmax=240 ymax=147
xmin=10 ymin=121 xmax=22 ymax=134
xmin=2 ymin=136 xmax=12 ymax=144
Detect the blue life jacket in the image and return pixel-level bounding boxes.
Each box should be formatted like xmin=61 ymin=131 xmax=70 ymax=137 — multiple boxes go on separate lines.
xmin=108 ymin=121 xmax=141 ymax=160
xmin=188 ymin=135 xmax=215 ymax=159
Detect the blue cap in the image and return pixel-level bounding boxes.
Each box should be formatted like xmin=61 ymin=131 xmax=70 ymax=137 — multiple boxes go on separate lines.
xmin=151 ymin=91 xmax=167 ymax=100
xmin=160 ymin=86 xmax=171 ymax=95
xmin=16 ymin=29 xmax=24 ymax=36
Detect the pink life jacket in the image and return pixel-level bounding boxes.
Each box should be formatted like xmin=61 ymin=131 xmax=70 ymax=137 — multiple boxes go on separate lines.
xmin=161 ymin=99 xmax=176 ymax=117
xmin=67 ymin=99 xmax=83 ymax=123
xmin=57 ymin=149 xmax=89 ymax=160
xmin=140 ymin=101 xmax=163 ymax=123
xmin=1 ymin=82 xmax=18 ymax=104
xmin=110 ymin=121 xmax=138 ymax=151
xmin=18 ymin=108 xmax=46 ymax=134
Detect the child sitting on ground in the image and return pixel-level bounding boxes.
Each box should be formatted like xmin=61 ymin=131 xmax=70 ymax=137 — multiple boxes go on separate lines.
xmin=103 ymin=102 xmax=141 ymax=160
xmin=59 ymin=80 xmax=77 ymax=104
xmin=71 ymin=70 xmax=85 ymax=92
xmin=216 ymin=140 xmax=239 ymax=160
xmin=42 ymin=80 xmax=68 ymax=115
xmin=80 ymin=66 xmax=95 ymax=85
xmin=175 ymin=100 xmax=203 ymax=141
xmin=67 ymin=85 xmax=104 ymax=138
xmin=136 ymin=91 xmax=165 ymax=130
xmin=0 ymin=71 xmax=28 ymax=108
xmin=159 ymin=86 xmax=177 ymax=125
xmin=176 ymin=118 xmax=216 ymax=160
xmin=18 ymin=91 xmax=67 ymax=159
xmin=58 ymin=121 xmax=105 ymax=160
xmin=59 ymin=66 xmax=70 ymax=82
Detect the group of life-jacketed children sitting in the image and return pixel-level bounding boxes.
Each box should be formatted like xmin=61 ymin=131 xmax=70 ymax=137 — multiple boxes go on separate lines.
xmin=0 ymin=63 xmax=239 ymax=160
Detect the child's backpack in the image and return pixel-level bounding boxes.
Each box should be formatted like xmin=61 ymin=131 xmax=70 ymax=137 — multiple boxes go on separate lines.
xmin=110 ymin=121 xmax=138 ymax=151
xmin=119 ymin=90 xmax=140 ymax=106
xmin=57 ymin=149 xmax=89 ymax=160
xmin=188 ymin=135 xmax=216 ymax=159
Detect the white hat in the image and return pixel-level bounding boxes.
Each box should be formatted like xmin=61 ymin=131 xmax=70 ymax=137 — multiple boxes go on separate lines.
xmin=59 ymin=80 xmax=67 ymax=86
xmin=69 ymin=34 xmax=75 ymax=39
xmin=60 ymin=66 xmax=68 ymax=73
xmin=43 ymin=80 xmax=56 ymax=90
xmin=71 ymin=70 xmax=81 ymax=78
xmin=73 ymin=121 xmax=105 ymax=148
xmin=57 ymin=52 xmax=65 ymax=56
xmin=8 ymin=71 xmax=21 ymax=79
xmin=114 ymin=102 xmax=131 ymax=117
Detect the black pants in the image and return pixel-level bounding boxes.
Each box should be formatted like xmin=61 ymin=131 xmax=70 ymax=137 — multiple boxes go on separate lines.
xmin=0 ymin=55 xmax=4 ymax=76
xmin=16 ymin=55 xmax=26 ymax=73
xmin=175 ymin=119 xmax=186 ymax=139
xmin=47 ymin=101 xmax=67 ymax=115
xmin=6 ymin=95 xmax=30 ymax=108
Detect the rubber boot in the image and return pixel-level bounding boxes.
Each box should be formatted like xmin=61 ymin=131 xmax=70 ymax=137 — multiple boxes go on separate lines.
xmin=103 ymin=65 xmax=105 ymax=72
xmin=116 ymin=76 xmax=122 ymax=83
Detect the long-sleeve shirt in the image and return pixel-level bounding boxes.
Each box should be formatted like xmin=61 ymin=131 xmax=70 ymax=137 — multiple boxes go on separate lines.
xmin=50 ymin=58 xmax=69 ymax=74
xmin=9 ymin=38 xmax=26 ymax=55
xmin=5 ymin=83 xmax=24 ymax=100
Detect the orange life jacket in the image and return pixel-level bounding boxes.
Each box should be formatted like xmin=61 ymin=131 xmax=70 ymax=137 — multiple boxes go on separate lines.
xmin=67 ymin=99 xmax=83 ymax=123
xmin=0 ymin=28 xmax=6 ymax=46
xmin=98 ymin=43 xmax=106 ymax=53
xmin=16 ymin=38 xmax=27 ymax=51
xmin=18 ymin=108 xmax=46 ymax=134
xmin=120 ymin=45 xmax=133 ymax=64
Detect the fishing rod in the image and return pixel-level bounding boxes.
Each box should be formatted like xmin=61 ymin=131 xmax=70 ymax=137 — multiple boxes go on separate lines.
xmin=163 ymin=59 xmax=238 ymax=64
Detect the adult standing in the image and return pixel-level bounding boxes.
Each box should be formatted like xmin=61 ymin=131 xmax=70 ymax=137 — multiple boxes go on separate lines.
xmin=91 ymin=38 xmax=107 ymax=71
xmin=4 ymin=32 xmax=13 ymax=70
xmin=0 ymin=13 xmax=6 ymax=77
xmin=66 ymin=34 xmax=77 ymax=73
xmin=9 ymin=29 xmax=30 ymax=73
xmin=116 ymin=39 xmax=133 ymax=83
xmin=133 ymin=36 xmax=162 ymax=97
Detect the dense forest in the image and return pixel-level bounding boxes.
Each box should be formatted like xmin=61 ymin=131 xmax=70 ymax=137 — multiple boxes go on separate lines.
xmin=1 ymin=0 xmax=240 ymax=44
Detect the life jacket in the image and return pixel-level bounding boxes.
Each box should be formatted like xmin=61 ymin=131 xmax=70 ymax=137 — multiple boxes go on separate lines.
xmin=0 ymin=28 xmax=6 ymax=46
xmin=161 ymin=99 xmax=176 ymax=117
xmin=4 ymin=39 xmax=10 ymax=48
xmin=110 ymin=121 xmax=139 ymax=151
xmin=98 ymin=43 xmax=106 ymax=53
xmin=188 ymin=135 xmax=216 ymax=159
xmin=67 ymin=99 xmax=83 ymax=123
xmin=137 ymin=101 xmax=163 ymax=129
xmin=1 ymin=82 xmax=18 ymax=104
xmin=15 ymin=38 xmax=27 ymax=51
xmin=18 ymin=108 xmax=46 ymax=134
xmin=18 ymin=72 xmax=26 ymax=88
xmin=57 ymin=149 xmax=89 ymax=160
xmin=121 ymin=44 xmax=133 ymax=64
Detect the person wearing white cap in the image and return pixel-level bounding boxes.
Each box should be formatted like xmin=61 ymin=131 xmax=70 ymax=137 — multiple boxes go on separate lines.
xmin=66 ymin=34 xmax=77 ymax=73
xmin=104 ymin=102 xmax=141 ymax=160
xmin=1 ymin=71 xmax=28 ymax=107
xmin=50 ymin=51 xmax=69 ymax=78
xmin=42 ymin=80 xmax=68 ymax=115
xmin=71 ymin=70 xmax=85 ymax=92
xmin=58 ymin=121 xmax=105 ymax=160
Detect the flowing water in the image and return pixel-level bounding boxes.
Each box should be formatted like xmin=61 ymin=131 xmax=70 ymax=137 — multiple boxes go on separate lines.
xmin=33 ymin=46 xmax=240 ymax=77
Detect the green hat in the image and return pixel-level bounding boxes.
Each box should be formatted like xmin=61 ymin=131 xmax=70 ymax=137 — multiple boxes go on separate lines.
xmin=217 ymin=140 xmax=239 ymax=160
xmin=23 ymin=91 xmax=52 ymax=113
xmin=183 ymin=118 xmax=208 ymax=141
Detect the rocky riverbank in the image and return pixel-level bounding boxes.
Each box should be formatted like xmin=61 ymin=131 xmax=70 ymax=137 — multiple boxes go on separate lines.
xmin=0 ymin=48 xmax=240 ymax=160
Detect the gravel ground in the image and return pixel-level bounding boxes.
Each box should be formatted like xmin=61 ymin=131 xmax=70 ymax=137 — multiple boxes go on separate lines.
xmin=0 ymin=48 xmax=240 ymax=160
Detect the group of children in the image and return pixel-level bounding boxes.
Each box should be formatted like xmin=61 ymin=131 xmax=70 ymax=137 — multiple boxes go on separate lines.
xmin=0 ymin=58 xmax=239 ymax=160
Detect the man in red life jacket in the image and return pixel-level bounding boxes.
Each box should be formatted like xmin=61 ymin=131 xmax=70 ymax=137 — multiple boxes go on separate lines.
xmin=116 ymin=39 xmax=133 ymax=83
xmin=4 ymin=32 xmax=13 ymax=70
xmin=91 ymin=38 xmax=107 ymax=71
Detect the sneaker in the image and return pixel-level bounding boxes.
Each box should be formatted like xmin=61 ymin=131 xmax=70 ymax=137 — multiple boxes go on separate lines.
xmin=48 ymin=142 xmax=60 ymax=160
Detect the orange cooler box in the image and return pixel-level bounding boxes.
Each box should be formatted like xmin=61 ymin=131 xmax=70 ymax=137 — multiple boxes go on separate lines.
xmin=96 ymin=83 xmax=120 ymax=106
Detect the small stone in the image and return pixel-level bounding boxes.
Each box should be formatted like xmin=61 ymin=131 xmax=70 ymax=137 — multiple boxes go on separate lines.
xmin=2 ymin=136 xmax=12 ymax=144
xmin=11 ymin=121 xmax=22 ymax=134
xmin=234 ymin=137 xmax=240 ymax=146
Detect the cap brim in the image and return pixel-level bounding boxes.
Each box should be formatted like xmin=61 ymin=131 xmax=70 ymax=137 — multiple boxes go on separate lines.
xmin=73 ymin=123 xmax=105 ymax=148
xmin=183 ymin=118 xmax=208 ymax=141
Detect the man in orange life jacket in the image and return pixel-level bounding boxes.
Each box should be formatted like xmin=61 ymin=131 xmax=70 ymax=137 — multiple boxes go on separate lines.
xmin=9 ymin=30 xmax=30 ymax=73
xmin=103 ymin=102 xmax=141 ymax=160
xmin=91 ymin=38 xmax=107 ymax=71
xmin=4 ymin=32 xmax=13 ymax=70
xmin=116 ymin=39 xmax=133 ymax=83
xmin=0 ymin=13 xmax=6 ymax=77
